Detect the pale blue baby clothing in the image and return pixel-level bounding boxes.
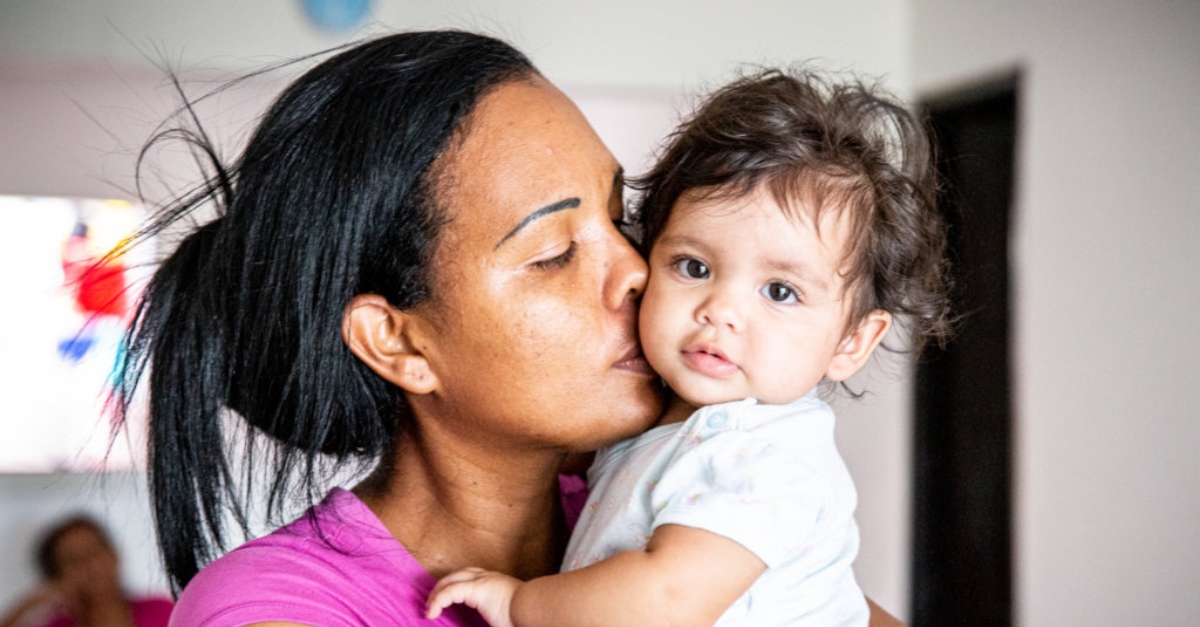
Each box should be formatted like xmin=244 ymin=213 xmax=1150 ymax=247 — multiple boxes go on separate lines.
xmin=562 ymin=392 xmax=868 ymax=626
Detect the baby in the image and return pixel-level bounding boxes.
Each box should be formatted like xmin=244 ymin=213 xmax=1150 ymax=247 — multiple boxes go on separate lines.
xmin=427 ymin=67 xmax=951 ymax=626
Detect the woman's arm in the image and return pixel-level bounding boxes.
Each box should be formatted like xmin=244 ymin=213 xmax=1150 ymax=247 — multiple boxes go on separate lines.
xmin=428 ymin=523 xmax=765 ymax=627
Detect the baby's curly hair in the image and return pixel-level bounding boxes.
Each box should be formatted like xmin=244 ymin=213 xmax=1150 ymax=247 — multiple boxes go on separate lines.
xmin=634 ymin=66 xmax=953 ymax=354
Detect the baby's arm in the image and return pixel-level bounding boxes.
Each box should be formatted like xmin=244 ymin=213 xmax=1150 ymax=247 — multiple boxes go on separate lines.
xmin=427 ymin=523 xmax=765 ymax=627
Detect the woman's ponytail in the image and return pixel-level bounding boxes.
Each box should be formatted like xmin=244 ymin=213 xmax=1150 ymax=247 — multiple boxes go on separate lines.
xmin=115 ymin=217 xmax=241 ymax=589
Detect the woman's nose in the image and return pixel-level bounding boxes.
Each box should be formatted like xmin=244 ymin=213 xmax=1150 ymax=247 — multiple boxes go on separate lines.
xmin=604 ymin=230 xmax=649 ymax=311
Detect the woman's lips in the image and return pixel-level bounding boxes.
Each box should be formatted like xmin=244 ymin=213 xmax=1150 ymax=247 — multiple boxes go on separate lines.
xmin=614 ymin=344 xmax=655 ymax=375
xmin=681 ymin=346 xmax=739 ymax=378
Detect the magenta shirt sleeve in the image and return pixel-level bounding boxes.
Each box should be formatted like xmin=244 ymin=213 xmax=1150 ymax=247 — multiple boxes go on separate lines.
xmin=169 ymin=488 xmax=487 ymax=627
xmin=170 ymin=479 xmax=586 ymax=627
xmin=559 ymin=472 xmax=589 ymax=532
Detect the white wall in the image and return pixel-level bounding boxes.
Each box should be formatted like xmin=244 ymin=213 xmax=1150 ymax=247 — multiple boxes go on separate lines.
xmin=0 ymin=0 xmax=915 ymax=617
xmin=912 ymin=1 xmax=1200 ymax=625
xmin=0 ymin=0 xmax=909 ymax=91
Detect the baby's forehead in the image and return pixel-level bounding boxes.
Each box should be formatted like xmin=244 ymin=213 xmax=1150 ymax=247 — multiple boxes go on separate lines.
xmin=681 ymin=191 xmax=851 ymax=254
xmin=679 ymin=182 xmax=860 ymax=245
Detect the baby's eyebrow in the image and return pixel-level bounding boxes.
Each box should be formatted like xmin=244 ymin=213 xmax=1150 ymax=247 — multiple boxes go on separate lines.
xmin=765 ymin=258 xmax=829 ymax=291
xmin=494 ymin=197 xmax=581 ymax=250
xmin=655 ymin=233 xmax=710 ymax=252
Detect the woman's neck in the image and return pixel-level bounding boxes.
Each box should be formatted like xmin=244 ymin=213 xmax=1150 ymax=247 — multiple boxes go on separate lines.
xmin=73 ymin=593 xmax=131 ymax=627
xmin=354 ymin=431 xmax=568 ymax=580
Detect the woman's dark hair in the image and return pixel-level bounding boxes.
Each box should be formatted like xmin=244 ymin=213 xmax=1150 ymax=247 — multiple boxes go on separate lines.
xmin=635 ymin=66 xmax=953 ymax=355
xmin=111 ymin=30 xmax=537 ymax=592
xmin=36 ymin=516 xmax=111 ymax=580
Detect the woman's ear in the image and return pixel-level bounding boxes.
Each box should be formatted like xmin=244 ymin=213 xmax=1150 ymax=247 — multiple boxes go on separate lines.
xmin=342 ymin=294 xmax=439 ymax=395
xmin=826 ymin=310 xmax=893 ymax=383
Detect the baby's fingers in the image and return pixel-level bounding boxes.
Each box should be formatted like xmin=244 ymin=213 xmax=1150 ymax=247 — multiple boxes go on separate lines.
xmin=426 ymin=568 xmax=519 ymax=627
xmin=431 ymin=567 xmax=489 ymax=594
xmin=426 ymin=568 xmax=488 ymax=618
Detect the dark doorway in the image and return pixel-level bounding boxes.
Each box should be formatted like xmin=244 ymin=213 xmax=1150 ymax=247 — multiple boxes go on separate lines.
xmin=912 ymin=76 xmax=1017 ymax=627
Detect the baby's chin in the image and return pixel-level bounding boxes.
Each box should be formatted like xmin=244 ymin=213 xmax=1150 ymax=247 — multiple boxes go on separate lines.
xmin=666 ymin=385 xmax=748 ymax=409
xmin=669 ymin=384 xmax=811 ymax=408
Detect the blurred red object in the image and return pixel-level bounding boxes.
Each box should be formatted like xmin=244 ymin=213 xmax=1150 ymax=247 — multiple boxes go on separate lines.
xmin=62 ymin=223 xmax=128 ymax=318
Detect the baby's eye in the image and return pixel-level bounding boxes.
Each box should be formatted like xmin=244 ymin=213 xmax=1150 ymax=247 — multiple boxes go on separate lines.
xmin=672 ymin=257 xmax=710 ymax=280
xmin=762 ymin=281 xmax=799 ymax=304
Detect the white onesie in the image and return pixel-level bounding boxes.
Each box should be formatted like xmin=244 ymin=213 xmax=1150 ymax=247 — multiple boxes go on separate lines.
xmin=563 ymin=392 xmax=868 ymax=626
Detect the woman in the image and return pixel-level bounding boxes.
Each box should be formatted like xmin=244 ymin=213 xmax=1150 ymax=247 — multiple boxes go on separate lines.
xmin=0 ymin=517 xmax=172 ymax=627
xmin=114 ymin=30 xmax=904 ymax=626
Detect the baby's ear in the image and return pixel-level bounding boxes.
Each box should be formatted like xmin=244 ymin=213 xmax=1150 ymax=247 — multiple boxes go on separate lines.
xmin=342 ymin=294 xmax=440 ymax=395
xmin=826 ymin=310 xmax=893 ymax=382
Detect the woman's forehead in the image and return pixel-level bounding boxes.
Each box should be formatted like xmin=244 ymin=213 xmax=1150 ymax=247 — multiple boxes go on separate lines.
xmin=454 ymin=81 xmax=613 ymax=185
xmin=432 ymin=78 xmax=618 ymax=243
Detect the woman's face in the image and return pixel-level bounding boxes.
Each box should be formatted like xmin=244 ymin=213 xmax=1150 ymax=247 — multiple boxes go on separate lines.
xmin=52 ymin=525 xmax=120 ymax=596
xmin=411 ymin=77 xmax=661 ymax=452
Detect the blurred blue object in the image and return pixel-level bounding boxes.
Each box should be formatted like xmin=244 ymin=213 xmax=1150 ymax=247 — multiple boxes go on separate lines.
xmin=301 ymin=0 xmax=371 ymax=32
xmin=58 ymin=332 xmax=95 ymax=363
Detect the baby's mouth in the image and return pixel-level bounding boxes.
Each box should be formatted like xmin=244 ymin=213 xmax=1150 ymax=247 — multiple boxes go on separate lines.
xmin=681 ymin=345 xmax=739 ymax=377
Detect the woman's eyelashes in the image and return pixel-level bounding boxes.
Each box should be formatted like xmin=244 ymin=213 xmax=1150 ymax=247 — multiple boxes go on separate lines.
xmin=532 ymin=242 xmax=576 ymax=270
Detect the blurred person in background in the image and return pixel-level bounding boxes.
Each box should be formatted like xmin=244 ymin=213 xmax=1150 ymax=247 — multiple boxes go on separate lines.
xmin=0 ymin=516 xmax=171 ymax=627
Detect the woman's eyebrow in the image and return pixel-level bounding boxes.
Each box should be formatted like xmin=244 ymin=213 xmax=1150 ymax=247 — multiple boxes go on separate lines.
xmin=494 ymin=197 xmax=581 ymax=250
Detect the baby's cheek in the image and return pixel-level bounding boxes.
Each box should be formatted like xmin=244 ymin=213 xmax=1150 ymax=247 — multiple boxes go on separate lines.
xmin=638 ymin=291 xmax=674 ymax=355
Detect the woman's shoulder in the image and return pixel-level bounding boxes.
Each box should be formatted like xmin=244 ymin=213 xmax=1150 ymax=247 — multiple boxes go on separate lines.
xmin=170 ymin=488 xmax=484 ymax=627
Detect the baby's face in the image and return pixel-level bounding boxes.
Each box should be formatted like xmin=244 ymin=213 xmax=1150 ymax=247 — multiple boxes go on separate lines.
xmin=639 ymin=187 xmax=857 ymax=407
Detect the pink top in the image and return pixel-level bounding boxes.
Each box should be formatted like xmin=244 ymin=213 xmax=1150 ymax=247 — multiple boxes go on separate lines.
xmin=170 ymin=477 xmax=588 ymax=627
xmin=42 ymin=598 xmax=173 ymax=627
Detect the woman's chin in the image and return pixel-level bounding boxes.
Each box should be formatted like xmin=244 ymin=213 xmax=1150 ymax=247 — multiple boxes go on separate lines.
xmin=575 ymin=382 xmax=663 ymax=451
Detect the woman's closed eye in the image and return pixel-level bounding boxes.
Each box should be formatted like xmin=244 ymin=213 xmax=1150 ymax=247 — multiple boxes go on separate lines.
xmin=532 ymin=242 xmax=576 ymax=270
xmin=761 ymin=281 xmax=801 ymax=304
xmin=671 ymin=256 xmax=710 ymax=280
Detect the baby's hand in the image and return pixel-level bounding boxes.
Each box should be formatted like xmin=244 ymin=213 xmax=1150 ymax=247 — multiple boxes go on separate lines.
xmin=426 ymin=567 xmax=521 ymax=627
